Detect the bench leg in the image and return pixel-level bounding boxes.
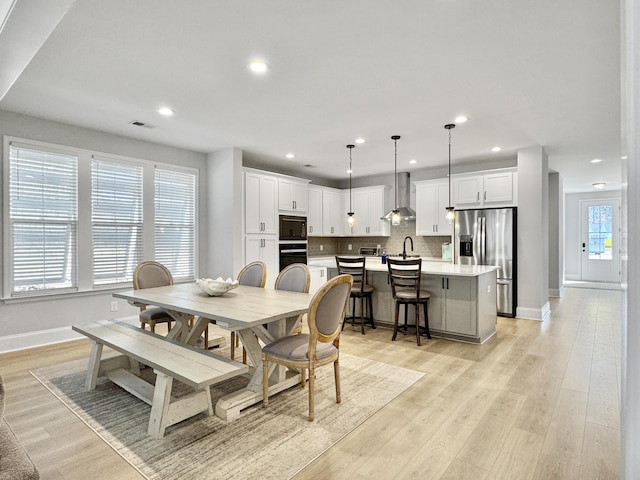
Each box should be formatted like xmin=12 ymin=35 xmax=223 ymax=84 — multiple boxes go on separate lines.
xmin=86 ymin=341 xmax=103 ymax=391
xmin=148 ymin=372 xmax=173 ymax=439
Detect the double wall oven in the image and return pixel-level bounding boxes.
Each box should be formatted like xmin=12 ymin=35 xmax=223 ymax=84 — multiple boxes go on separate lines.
xmin=279 ymin=215 xmax=307 ymax=270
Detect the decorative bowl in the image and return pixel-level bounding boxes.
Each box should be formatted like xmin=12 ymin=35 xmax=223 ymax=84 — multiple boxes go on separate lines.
xmin=195 ymin=277 xmax=239 ymax=296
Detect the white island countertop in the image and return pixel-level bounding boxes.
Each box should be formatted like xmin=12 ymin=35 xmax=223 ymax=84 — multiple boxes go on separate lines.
xmin=308 ymin=256 xmax=499 ymax=277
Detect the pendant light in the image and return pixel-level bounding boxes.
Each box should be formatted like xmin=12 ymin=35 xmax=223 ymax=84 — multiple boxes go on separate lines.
xmin=445 ymin=123 xmax=456 ymax=224
xmin=381 ymin=135 xmax=402 ymax=225
xmin=346 ymin=144 xmax=355 ymax=227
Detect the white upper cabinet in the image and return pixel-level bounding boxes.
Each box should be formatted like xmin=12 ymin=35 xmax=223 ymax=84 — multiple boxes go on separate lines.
xmin=414 ymin=179 xmax=454 ymax=236
xmin=452 ymin=169 xmax=517 ymax=209
xmin=348 ymin=186 xmax=390 ymax=236
xmin=307 ymin=186 xmax=323 ymax=236
xmin=278 ymin=177 xmax=309 ymax=213
xmin=244 ymin=170 xmax=277 ymax=234
xmin=322 ymin=187 xmax=343 ymax=236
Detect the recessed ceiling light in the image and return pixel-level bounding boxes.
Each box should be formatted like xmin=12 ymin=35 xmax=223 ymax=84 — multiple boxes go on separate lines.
xmin=409 ymin=159 xmax=417 ymax=165
xmin=491 ymin=146 xmax=502 ymax=152
xmin=285 ymin=153 xmax=295 ymax=159
xmin=355 ymin=138 xmax=365 ymax=144
xmin=248 ymin=60 xmax=268 ymax=74
xmin=621 ymin=156 xmax=628 ymax=160
xmin=593 ymin=182 xmax=606 ymax=190
xmin=455 ymin=115 xmax=468 ymax=123
xmin=158 ymin=107 xmax=174 ymax=116
xmin=346 ymin=168 xmax=353 ymax=174
xmin=590 ymin=158 xmax=603 ymax=163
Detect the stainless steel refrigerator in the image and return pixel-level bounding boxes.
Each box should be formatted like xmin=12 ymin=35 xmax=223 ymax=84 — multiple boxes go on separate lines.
xmin=454 ymin=208 xmax=517 ymax=317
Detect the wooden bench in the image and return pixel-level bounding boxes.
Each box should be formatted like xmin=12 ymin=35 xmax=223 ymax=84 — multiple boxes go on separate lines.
xmin=72 ymin=319 xmax=249 ymax=439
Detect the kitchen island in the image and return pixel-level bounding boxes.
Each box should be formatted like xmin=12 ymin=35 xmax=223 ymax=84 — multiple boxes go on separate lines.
xmin=308 ymin=256 xmax=498 ymax=344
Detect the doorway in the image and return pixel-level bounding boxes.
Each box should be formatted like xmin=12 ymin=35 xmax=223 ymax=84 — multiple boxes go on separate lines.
xmin=580 ymin=199 xmax=620 ymax=282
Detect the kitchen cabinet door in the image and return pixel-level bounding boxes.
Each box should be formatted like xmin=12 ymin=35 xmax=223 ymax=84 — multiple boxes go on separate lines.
xmin=453 ymin=176 xmax=483 ymax=208
xmin=444 ymin=276 xmax=476 ymax=336
xmin=322 ymin=188 xmax=343 ymax=236
xmin=308 ymin=266 xmax=327 ymax=294
xmin=278 ymin=177 xmax=308 ymax=212
xmin=244 ymin=235 xmax=277 ymax=287
xmin=420 ymin=275 xmax=445 ymax=331
xmin=415 ymin=180 xmax=453 ymax=236
xmin=351 ymin=186 xmax=390 ymax=236
xmin=307 ymin=186 xmax=322 ymax=236
xmin=452 ymin=169 xmax=517 ymax=209
xmin=245 ymin=171 xmax=277 ymax=234
xmin=483 ymin=171 xmax=515 ymax=205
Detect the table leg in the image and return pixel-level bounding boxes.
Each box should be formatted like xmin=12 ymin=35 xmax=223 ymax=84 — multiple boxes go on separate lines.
xmin=86 ymin=341 xmax=103 ymax=391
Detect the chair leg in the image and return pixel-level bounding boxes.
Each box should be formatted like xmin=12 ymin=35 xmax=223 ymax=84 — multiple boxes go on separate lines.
xmin=368 ymin=295 xmax=376 ymax=329
xmin=262 ymin=354 xmax=269 ymax=408
xmin=415 ymin=302 xmax=421 ymax=346
xmin=351 ymin=296 xmax=356 ymax=327
xmin=308 ymin=365 xmax=315 ymax=422
xmin=392 ymin=301 xmax=400 ymax=341
xmin=334 ymin=358 xmax=341 ymax=404
xmin=360 ymin=297 xmax=365 ymax=335
xmin=300 ymin=368 xmax=306 ymax=387
xmin=403 ymin=304 xmax=409 ymax=334
xmin=424 ymin=301 xmax=432 ymax=339
xmin=231 ymin=332 xmax=236 ymax=359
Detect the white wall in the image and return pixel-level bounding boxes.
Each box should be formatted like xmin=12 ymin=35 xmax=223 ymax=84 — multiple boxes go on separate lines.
xmin=548 ymin=172 xmax=564 ymax=297
xmin=621 ymin=0 xmax=640 ymax=475
xmin=516 ymin=146 xmax=550 ymax=321
xmin=564 ymin=190 xmax=622 ymax=281
xmin=0 ymin=110 xmax=209 ymax=351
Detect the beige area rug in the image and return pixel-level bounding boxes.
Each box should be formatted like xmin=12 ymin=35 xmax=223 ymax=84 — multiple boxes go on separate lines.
xmin=31 ymin=350 xmax=423 ymax=480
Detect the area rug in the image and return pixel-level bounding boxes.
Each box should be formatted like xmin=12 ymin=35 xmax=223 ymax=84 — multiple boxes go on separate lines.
xmin=31 ymin=352 xmax=423 ymax=480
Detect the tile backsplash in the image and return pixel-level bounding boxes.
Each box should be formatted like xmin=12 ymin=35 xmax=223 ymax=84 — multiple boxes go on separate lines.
xmin=308 ymin=221 xmax=451 ymax=258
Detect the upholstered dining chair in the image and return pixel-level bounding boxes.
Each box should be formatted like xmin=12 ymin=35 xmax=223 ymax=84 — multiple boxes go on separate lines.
xmin=233 ymin=261 xmax=267 ymax=362
xmin=261 ymin=274 xmax=353 ymax=421
xmin=275 ymin=263 xmax=311 ymax=335
xmin=335 ymin=256 xmax=375 ymax=334
xmin=133 ymin=261 xmax=175 ymax=334
xmin=387 ymin=257 xmax=432 ymax=346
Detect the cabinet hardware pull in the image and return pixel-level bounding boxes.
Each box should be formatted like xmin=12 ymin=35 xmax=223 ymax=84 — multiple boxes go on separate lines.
xmin=442 ymin=278 xmax=444 ymax=289
xmin=476 ymin=192 xmax=480 ymax=201
xmin=446 ymin=278 xmax=449 ymax=289
xmin=484 ymin=191 xmax=486 ymax=201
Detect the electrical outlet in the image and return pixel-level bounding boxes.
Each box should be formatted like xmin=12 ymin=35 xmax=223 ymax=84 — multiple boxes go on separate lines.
xmin=110 ymin=300 xmax=118 ymax=312
xmin=348 ymin=244 xmax=352 ymax=250
xmin=320 ymin=244 xmax=324 ymax=251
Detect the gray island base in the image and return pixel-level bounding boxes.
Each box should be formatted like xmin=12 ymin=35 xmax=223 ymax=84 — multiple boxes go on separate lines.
xmin=310 ymin=257 xmax=498 ymax=344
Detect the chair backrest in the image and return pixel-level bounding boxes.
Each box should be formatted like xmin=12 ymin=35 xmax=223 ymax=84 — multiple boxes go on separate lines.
xmin=335 ymin=256 xmax=366 ymax=292
xmin=133 ymin=261 xmax=173 ymax=290
xmin=275 ymin=263 xmax=310 ymax=293
xmin=237 ymin=261 xmax=267 ymax=287
xmin=387 ymin=258 xmax=422 ymax=298
xmin=307 ymin=274 xmax=353 ymax=350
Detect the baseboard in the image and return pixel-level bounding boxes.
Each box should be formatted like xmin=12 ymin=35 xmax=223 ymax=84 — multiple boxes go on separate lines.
xmin=0 ymin=316 xmax=138 ymax=354
xmin=516 ymin=302 xmax=551 ymax=322
xmin=549 ymin=286 xmax=565 ymax=298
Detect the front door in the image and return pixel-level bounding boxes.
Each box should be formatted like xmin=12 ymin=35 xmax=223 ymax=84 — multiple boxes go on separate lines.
xmin=580 ymin=199 xmax=620 ymax=282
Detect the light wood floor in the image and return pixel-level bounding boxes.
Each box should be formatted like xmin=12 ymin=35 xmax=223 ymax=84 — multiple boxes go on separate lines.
xmin=0 ymin=287 xmax=620 ymax=479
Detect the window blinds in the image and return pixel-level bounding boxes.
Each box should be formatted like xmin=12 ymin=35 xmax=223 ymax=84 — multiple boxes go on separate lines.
xmin=8 ymin=145 xmax=78 ymax=295
xmin=91 ymin=157 xmax=144 ymax=286
xmin=154 ymin=168 xmax=196 ymax=280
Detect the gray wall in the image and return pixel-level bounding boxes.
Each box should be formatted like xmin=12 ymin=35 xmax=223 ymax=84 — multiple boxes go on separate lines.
xmin=548 ymin=172 xmax=563 ymax=297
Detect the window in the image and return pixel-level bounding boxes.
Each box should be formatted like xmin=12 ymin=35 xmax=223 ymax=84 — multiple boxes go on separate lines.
xmin=154 ymin=168 xmax=196 ymax=280
xmin=8 ymin=144 xmax=78 ymax=296
xmin=588 ymin=204 xmax=613 ymax=260
xmin=92 ymin=158 xmax=144 ymax=286
xmin=4 ymin=137 xmax=199 ymax=299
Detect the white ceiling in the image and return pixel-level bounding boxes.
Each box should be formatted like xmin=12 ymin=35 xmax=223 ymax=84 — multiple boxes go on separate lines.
xmin=0 ymin=0 xmax=622 ymax=193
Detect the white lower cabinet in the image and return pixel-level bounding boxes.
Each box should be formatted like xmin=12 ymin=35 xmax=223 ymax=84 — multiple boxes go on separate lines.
xmin=308 ymin=266 xmax=327 ymax=294
xmin=244 ymin=235 xmax=277 ymax=288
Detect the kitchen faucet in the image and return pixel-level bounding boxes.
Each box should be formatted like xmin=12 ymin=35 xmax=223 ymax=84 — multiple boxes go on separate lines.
xmin=402 ymin=236 xmax=414 ymax=259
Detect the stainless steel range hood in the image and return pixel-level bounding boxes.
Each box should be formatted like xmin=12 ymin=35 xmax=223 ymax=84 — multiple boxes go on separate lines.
xmin=381 ymin=172 xmax=416 ymax=222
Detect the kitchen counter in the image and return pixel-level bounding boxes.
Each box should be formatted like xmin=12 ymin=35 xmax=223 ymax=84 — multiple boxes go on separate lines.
xmin=308 ymin=256 xmax=498 ymax=277
xmin=308 ymin=255 xmax=498 ymax=344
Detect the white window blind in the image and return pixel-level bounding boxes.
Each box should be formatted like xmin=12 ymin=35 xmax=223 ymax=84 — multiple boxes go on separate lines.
xmin=92 ymin=157 xmax=144 ymax=286
xmin=154 ymin=168 xmax=196 ymax=280
xmin=8 ymin=144 xmax=78 ymax=296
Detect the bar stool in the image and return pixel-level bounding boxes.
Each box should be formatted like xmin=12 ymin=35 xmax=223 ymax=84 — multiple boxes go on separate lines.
xmin=335 ymin=256 xmax=375 ymax=334
xmin=387 ymin=257 xmax=431 ymax=346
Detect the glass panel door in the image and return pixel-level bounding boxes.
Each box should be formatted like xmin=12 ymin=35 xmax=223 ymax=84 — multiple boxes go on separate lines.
xmin=580 ymin=199 xmax=620 ymax=282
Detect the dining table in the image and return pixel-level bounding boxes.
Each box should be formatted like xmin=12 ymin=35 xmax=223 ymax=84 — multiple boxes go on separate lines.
xmin=113 ymin=282 xmax=315 ymax=420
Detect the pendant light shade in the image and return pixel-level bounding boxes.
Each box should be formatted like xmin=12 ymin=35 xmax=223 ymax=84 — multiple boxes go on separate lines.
xmin=346 ymin=144 xmax=355 ymax=227
xmin=445 ymin=124 xmax=456 ymax=224
xmin=381 ymin=135 xmax=416 ymax=225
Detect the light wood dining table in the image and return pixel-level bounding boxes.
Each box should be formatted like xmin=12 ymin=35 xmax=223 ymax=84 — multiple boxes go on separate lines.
xmin=113 ymin=282 xmax=315 ymax=420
